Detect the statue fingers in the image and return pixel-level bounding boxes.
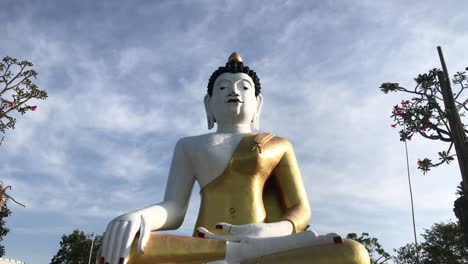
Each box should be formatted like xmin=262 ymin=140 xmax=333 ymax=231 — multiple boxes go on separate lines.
xmin=99 ymin=224 xmax=111 ymax=262
xmin=109 ymin=221 xmax=128 ymax=264
xmin=325 ymin=232 xmax=340 ymax=237
xmin=101 ymin=221 xmax=120 ymax=263
xmin=213 ymin=234 xmax=242 ymax=242
xmin=119 ymin=221 xmax=141 ymax=264
xmin=197 ymin=227 xmax=241 ymax=242
xmin=214 ymin=222 xmax=236 ymax=234
xmin=95 ymin=246 xmax=102 ymax=264
xmin=305 ymin=229 xmax=318 ymax=237
xmin=196 ymin=227 xmax=211 ymax=238
xmin=137 ymin=215 xmax=151 ymax=255
xmin=305 ymin=232 xmax=342 ymax=245
xmin=324 ymin=232 xmax=343 ymax=244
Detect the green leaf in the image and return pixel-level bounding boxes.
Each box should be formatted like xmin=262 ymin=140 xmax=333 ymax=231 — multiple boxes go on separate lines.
xmin=380 ymin=83 xmax=399 ymax=94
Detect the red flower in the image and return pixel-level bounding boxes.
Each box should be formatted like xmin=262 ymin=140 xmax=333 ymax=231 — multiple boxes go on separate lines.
xmin=395 ymin=107 xmax=403 ymax=115
xmin=391 ymin=124 xmax=397 ymax=128
xmin=407 ymin=134 xmax=413 ymax=140
xmin=30 ymin=105 xmax=37 ymax=111
xmin=417 ymin=159 xmax=422 ymax=165
xmin=401 ymin=100 xmax=410 ymax=106
xmin=422 ymin=115 xmax=430 ymax=124
xmin=6 ymin=101 xmax=13 ymax=107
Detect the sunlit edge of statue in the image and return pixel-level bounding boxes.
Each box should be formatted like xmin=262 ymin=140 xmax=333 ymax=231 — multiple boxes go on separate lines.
xmin=98 ymin=52 xmax=370 ymax=264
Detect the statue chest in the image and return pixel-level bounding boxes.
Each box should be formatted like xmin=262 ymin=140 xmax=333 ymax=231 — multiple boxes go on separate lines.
xmin=192 ymin=134 xmax=289 ymax=233
xmin=187 ymin=133 xmax=246 ymax=188
xmin=186 ymin=133 xmax=285 ymax=189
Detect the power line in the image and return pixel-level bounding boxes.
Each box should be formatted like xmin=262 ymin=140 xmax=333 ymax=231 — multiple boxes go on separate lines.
xmin=403 ymin=131 xmax=420 ymax=264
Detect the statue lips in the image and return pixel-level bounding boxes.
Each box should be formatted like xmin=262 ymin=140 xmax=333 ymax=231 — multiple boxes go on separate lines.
xmin=225 ymin=98 xmax=243 ymax=104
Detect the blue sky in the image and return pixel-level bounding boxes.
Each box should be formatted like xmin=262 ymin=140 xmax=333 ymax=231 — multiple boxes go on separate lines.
xmin=1 ymin=0 xmax=468 ymax=263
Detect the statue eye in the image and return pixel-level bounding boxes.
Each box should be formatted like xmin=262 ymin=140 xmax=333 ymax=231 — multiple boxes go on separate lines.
xmin=243 ymin=87 xmax=249 ymax=90
xmin=219 ymin=87 xmax=226 ymax=90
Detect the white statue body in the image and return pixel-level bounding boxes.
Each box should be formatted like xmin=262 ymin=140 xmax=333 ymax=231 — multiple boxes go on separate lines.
xmin=99 ymin=55 xmax=370 ymax=264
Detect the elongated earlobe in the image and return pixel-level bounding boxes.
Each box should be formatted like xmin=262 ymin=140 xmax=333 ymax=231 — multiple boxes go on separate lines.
xmin=204 ymin=94 xmax=215 ymax=130
xmin=252 ymin=94 xmax=263 ymax=130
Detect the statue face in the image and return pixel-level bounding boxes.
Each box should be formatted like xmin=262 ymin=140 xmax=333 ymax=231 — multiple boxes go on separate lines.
xmin=209 ymin=72 xmax=260 ymax=126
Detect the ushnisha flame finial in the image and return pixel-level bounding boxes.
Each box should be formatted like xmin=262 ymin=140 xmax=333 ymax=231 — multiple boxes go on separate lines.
xmin=228 ymin=52 xmax=243 ymax=63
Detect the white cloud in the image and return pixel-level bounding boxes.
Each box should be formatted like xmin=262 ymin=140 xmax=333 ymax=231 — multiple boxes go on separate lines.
xmin=101 ymin=148 xmax=159 ymax=181
xmin=118 ymin=47 xmax=155 ymax=76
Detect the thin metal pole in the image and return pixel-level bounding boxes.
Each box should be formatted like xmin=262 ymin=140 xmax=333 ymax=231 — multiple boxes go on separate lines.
xmin=88 ymin=234 xmax=95 ymax=264
xmin=403 ymin=135 xmax=420 ymax=264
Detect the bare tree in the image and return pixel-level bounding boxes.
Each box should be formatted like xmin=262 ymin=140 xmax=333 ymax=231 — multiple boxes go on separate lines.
xmin=0 ymin=56 xmax=48 ymax=144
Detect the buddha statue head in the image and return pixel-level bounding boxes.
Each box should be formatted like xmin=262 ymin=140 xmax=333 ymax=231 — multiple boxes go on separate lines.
xmin=204 ymin=52 xmax=263 ymax=131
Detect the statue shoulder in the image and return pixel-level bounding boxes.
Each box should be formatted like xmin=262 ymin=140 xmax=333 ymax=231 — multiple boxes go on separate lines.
xmin=177 ymin=134 xmax=213 ymax=145
xmin=174 ymin=134 xmax=214 ymax=154
xmin=260 ymin=133 xmax=293 ymax=146
xmin=255 ymin=133 xmax=295 ymax=154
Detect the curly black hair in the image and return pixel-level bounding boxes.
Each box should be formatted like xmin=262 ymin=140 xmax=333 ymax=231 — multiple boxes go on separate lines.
xmin=207 ymin=60 xmax=261 ymax=96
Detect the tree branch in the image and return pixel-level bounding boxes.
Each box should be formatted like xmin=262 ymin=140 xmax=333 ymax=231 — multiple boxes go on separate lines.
xmin=447 ymin=142 xmax=454 ymax=154
xmin=0 ymin=186 xmax=25 ymax=207
xmin=399 ymin=87 xmax=425 ymax=96
xmin=434 ymin=127 xmax=452 ymax=142
xmin=0 ymin=64 xmax=27 ymax=96
xmin=6 ymin=64 xmax=26 ymax=87
xmin=2 ymin=94 xmax=33 ymax=116
xmin=0 ymin=63 xmax=12 ymax=94
xmin=454 ymin=82 xmax=465 ymax=100
xmin=419 ymin=131 xmax=443 ymax=140
xmin=6 ymin=75 xmax=31 ymax=91
xmin=0 ymin=75 xmax=30 ymax=97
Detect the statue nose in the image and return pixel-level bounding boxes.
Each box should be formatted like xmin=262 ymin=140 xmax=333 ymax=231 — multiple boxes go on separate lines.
xmin=228 ymin=84 xmax=242 ymax=95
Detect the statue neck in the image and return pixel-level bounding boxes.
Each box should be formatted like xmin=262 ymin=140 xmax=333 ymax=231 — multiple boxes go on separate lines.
xmin=216 ymin=123 xmax=252 ymax=133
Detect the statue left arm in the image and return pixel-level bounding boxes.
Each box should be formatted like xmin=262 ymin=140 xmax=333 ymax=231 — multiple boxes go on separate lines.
xmin=271 ymin=140 xmax=311 ymax=233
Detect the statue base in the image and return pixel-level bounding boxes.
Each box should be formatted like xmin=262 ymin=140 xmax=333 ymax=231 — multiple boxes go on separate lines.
xmin=127 ymin=233 xmax=370 ymax=264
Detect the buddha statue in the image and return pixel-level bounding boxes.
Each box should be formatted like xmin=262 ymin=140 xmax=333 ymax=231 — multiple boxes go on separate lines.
xmin=98 ymin=52 xmax=370 ymax=264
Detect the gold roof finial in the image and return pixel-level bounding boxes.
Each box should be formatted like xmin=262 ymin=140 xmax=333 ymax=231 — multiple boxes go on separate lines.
xmin=228 ymin=52 xmax=243 ymax=63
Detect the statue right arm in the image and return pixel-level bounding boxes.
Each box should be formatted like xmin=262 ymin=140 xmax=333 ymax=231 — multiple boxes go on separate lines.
xmin=99 ymin=138 xmax=196 ymax=264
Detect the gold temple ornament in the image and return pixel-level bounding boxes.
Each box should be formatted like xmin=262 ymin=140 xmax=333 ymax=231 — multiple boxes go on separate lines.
xmin=227 ymin=52 xmax=243 ymax=63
